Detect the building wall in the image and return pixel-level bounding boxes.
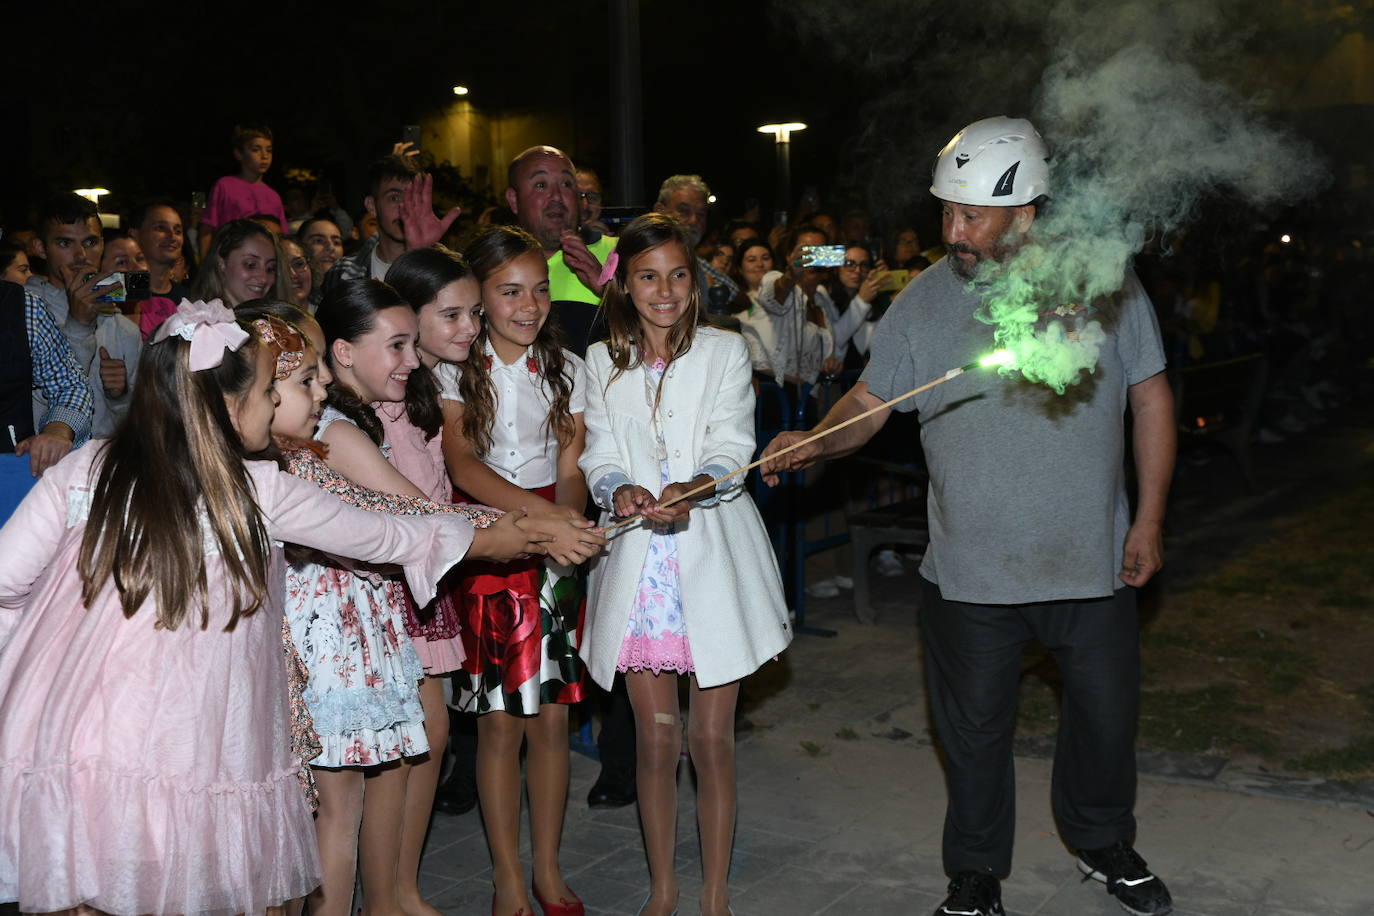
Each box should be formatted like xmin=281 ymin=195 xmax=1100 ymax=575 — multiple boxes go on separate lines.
xmin=422 ymin=101 xmax=577 ymax=197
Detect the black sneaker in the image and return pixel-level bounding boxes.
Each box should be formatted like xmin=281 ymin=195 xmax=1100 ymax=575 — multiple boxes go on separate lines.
xmin=1076 ymin=841 xmax=1173 ymax=916
xmin=432 ymin=772 xmax=477 ymax=816
xmin=933 ymin=872 xmax=1004 ymax=916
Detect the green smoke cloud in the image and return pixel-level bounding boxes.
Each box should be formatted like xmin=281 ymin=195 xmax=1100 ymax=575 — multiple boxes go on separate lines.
xmin=971 ymin=42 xmax=1316 ymax=394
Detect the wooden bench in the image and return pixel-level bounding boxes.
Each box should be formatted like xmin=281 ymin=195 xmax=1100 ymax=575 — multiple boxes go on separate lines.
xmin=1169 ymin=353 xmax=1268 ymax=489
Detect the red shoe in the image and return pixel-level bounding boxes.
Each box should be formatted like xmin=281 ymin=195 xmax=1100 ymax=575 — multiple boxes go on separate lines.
xmin=492 ymin=892 xmax=534 ymax=916
xmin=531 ymin=882 xmax=585 ymax=916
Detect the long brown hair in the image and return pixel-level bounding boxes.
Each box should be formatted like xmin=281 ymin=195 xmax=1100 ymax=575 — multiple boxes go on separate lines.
xmin=601 ymin=212 xmax=704 ymax=390
xmin=385 ymin=246 xmax=474 ymax=441
xmin=192 ymin=218 xmax=294 ymax=305
xmin=458 ymin=226 xmax=575 ymax=458
xmin=77 ymin=324 xmax=273 ymax=631
xmin=315 ymin=279 xmax=443 ymax=443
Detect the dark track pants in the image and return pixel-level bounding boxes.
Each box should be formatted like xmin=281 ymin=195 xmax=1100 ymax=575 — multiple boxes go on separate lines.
xmin=918 ymin=577 xmax=1140 ymax=876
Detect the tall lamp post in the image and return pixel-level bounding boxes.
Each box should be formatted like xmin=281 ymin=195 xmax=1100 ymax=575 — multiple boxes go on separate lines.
xmin=611 ymin=0 xmax=645 ymax=207
xmin=757 ymin=122 xmax=806 ymax=226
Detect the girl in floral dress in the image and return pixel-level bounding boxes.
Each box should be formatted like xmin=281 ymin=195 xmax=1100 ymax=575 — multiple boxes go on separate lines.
xmin=578 ymin=215 xmax=792 ymax=916
xmin=443 ymin=227 xmax=605 ymax=916
xmin=237 ymin=298 xmax=535 ymax=916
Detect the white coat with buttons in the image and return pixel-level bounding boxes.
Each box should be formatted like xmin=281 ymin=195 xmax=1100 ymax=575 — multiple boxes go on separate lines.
xmin=578 ymin=327 xmax=791 ymax=689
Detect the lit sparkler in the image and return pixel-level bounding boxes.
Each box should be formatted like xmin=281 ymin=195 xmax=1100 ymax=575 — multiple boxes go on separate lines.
xmin=603 ymin=352 xmax=1017 ymax=532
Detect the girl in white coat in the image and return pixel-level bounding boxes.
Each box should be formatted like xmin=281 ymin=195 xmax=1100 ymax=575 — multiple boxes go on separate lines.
xmin=579 ymin=214 xmax=791 ymax=916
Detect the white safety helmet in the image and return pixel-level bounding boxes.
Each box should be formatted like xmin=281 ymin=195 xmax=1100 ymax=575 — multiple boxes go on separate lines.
xmin=930 ymin=116 xmax=1050 ymax=207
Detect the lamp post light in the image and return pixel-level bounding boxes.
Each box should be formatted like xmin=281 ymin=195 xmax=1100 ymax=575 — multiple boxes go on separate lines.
xmin=75 ymin=188 xmax=118 ymax=227
xmin=757 ymin=122 xmax=806 ymax=225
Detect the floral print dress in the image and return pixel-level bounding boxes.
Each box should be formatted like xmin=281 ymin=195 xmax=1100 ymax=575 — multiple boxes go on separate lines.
xmin=281 ymin=436 xmax=500 ymax=767
xmin=616 ymin=359 xmax=694 ymax=675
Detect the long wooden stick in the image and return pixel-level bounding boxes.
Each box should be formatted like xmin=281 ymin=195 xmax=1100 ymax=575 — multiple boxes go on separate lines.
xmin=603 ymin=359 xmax=981 ymax=532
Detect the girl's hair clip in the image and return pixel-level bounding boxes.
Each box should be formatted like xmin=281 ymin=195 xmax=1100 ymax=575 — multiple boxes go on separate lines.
xmin=596 ymin=250 xmax=619 ymax=288
xmin=153 ymin=299 xmax=250 ymax=371
xmin=251 ymin=317 xmax=306 ymax=380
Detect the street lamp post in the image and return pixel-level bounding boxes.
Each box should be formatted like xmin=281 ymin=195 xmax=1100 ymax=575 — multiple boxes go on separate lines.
xmin=757 ymin=122 xmax=806 ymax=226
xmin=611 ymin=0 xmax=645 ymax=207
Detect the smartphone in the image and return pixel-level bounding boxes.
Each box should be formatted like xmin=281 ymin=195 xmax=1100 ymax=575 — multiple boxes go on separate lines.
xmin=799 ymin=245 xmax=847 ymax=268
xmin=402 ymin=124 xmax=422 ymax=151
xmin=878 ymin=269 xmax=910 ymax=292
xmin=123 ymin=270 xmax=152 ymax=301
xmin=94 ymin=272 xmax=128 ymax=303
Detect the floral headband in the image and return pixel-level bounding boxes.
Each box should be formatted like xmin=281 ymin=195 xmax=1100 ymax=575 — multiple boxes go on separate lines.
xmin=250 ymin=317 xmax=306 ymax=381
xmin=153 ymin=299 xmax=249 ymax=371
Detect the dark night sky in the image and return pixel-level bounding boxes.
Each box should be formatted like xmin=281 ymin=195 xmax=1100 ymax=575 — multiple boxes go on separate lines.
xmin=6 ymin=1 xmax=887 ymax=234
xmin=7 ymin=0 xmax=1365 ymax=247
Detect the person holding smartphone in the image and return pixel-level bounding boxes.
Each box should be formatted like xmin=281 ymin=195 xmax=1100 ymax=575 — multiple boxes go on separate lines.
xmin=751 ymin=224 xmax=836 ymax=389
xmin=24 ymin=193 xmax=141 ymax=439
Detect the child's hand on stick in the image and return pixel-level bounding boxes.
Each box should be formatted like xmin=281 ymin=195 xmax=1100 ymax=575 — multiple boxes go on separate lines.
xmin=469 ymin=508 xmax=552 ymax=562
xmin=613 ymin=484 xmax=658 ymax=520
xmin=523 ymin=513 xmax=606 ymax=566
xmin=648 ymin=475 xmax=714 ymax=524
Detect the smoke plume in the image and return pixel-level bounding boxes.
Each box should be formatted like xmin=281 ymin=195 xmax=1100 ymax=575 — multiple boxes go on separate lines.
xmin=978 ymin=39 xmax=1317 ymax=391
xmin=782 ymin=0 xmax=1326 ymax=392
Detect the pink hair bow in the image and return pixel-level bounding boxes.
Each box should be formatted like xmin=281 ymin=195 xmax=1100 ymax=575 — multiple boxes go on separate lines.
xmin=153 ymin=299 xmax=250 ymax=371
xmin=596 ymin=250 xmax=619 ymax=288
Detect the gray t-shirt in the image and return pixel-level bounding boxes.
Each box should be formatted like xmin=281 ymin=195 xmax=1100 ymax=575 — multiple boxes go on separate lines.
xmin=861 ymin=258 xmax=1165 ymax=605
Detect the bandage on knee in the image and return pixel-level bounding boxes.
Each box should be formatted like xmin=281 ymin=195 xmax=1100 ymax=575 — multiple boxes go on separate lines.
xmin=653 ymin=712 xmax=676 ymax=726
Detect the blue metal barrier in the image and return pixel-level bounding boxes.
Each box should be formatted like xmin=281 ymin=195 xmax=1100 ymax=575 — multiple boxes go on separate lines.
xmin=747 ymin=375 xmax=864 ymax=637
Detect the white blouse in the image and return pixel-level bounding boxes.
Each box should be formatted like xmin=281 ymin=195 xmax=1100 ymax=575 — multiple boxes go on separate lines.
xmin=435 ymin=341 xmax=586 ymax=489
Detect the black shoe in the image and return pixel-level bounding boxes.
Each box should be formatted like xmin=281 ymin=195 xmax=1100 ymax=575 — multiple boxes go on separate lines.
xmin=1076 ymin=841 xmax=1173 ymax=916
xmin=586 ymin=764 xmax=636 ymax=808
xmin=933 ymin=872 xmax=1003 ymax=916
xmin=432 ymin=774 xmax=477 ymax=816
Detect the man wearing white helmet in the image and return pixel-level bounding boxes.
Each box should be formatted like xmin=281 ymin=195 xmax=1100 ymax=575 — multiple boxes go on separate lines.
xmin=761 ymin=117 xmax=1176 ymax=916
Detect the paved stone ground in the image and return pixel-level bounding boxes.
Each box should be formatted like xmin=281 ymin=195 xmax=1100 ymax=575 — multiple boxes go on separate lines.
xmin=415 ymin=418 xmax=1374 ymax=915
xmin=415 ymin=594 xmax=1374 ymax=916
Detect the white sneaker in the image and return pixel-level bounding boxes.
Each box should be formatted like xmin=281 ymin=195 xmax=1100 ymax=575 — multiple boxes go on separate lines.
xmin=833 ymin=575 xmax=854 ymax=590
xmin=874 ymin=549 xmax=904 ymax=577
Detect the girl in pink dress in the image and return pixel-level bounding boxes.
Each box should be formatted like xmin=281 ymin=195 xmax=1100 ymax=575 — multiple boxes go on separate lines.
xmin=0 ymin=300 xmax=539 ymax=916
xmin=384 ymin=246 xmax=489 ymax=915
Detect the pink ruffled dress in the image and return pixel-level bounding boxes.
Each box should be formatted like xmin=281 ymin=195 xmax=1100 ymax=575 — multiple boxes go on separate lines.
xmin=0 ymin=444 xmax=477 ymax=916
xmin=375 ymin=402 xmax=468 ymax=675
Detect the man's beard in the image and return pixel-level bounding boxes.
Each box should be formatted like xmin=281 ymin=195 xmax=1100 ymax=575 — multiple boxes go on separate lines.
xmin=947 ymin=243 xmax=982 ymax=280
xmin=948 ymin=238 xmax=1017 ymax=280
